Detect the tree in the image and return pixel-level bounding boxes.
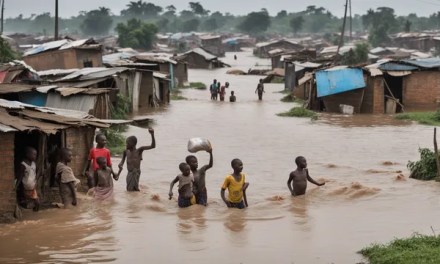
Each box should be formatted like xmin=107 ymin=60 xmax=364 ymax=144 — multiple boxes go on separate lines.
xmin=405 ymin=20 xmax=412 ymax=32
xmin=189 ymin=2 xmax=209 ymax=16
xmin=33 ymin=12 xmax=53 ymax=34
xmin=342 ymin=43 xmax=369 ymax=65
xmin=202 ymin=18 xmax=218 ymax=31
xmin=181 ymin=18 xmax=200 ymax=32
xmin=81 ymin=7 xmax=113 ymax=36
xmin=276 ymin=10 xmax=287 ymax=19
xmin=116 ymin=19 xmax=158 ymax=50
xmin=237 ymin=10 xmax=270 ymax=35
xmin=156 ymin=18 xmax=169 ymax=32
xmin=290 ymin=16 xmax=304 ymax=35
xmin=121 ymin=1 xmax=163 ymax=18
xmin=363 ymin=7 xmax=397 ymax=47
xmin=180 ymin=10 xmax=195 ymax=20
xmin=163 ymin=5 xmax=176 ymax=17
xmin=0 ymin=37 xmax=19 ymax=63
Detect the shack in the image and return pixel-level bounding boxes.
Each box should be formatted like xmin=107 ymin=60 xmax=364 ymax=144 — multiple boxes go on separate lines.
xmin=253 ymin=39 xmax=304 ymax=58
xmin=363 ymin=58 xmax=440 ymax=114
xmin=22 ymin=38 xmax=103 ymax=71
xmin=0 ymin=61 xmax=40 ymax=84
xmin=175 ymin=48 xmax=229 ymax=69
xmin=0 ymin=99 xmax=109 ymax=220
xmin=130 ymin=53 xmax=189 ymax=88
xmin=200 ymin=35 xmax=225 ymax=57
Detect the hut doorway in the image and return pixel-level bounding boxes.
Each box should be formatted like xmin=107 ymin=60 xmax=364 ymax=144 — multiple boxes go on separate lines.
xmin=14 ymin=131 xmax=62 ymax=207
xmin=383 ymin=74 xmax=404 ymax=113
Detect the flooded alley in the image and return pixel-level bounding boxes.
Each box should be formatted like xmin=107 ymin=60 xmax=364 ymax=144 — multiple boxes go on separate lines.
xmin=1 ymin=51 xmax=440 ymax=264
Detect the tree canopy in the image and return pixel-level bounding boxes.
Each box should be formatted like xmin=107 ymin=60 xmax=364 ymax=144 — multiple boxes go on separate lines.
xmin=115 ymin=19 xmax=158 ymax=50
xmin=237 ymin=10 xmax=271 ymax=35
xmin=81 ymin=7 xmax=113 ymax=36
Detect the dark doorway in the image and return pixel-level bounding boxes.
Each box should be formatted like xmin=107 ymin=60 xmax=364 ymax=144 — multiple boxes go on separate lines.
xmin=384 ymin=74 xmax=404 ymax=113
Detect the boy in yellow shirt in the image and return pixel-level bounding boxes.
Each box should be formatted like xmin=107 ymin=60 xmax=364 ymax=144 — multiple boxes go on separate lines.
xmin=221 ymin=159 xmax=249 ymax=209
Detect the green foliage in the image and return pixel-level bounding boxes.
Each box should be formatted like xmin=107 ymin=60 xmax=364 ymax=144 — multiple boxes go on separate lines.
xmin=280 ymin=94 xmax=304 ymax=103
xmin=186 ymin=82 xmax=207 ymax=89
xmin=116 ymin=19 xmax=158 ymax=50
xmin=395 ymin=110 xmax=440 ymax=126
xmin=81 ymin=7 xmax=113 ymax=36
xmin=0 ymin=38 xmax=19 ymax=63
xmin=121 ymin=1 xmax=163 ymax=18
xmin=342 ymin=43 xmax=370 ymax=65
xmin=289 ymin=16 xmax=304 ymax=35
xmin=277 ymin=107 xmax=317 ymax=119
xmin=407 ymin=148 xmax=438 ymax=181
xmin=102 ymin=127 xmax=126 ymax=156
xmin=364 ymin=7 xmax=398 ymax=47
xmin=189 ymin=2 xmax=210 ymax=16
xmin=111 ymin=94 xmax=130 ymax=120
xmin=181 ymin=18 xmax=200 ymax=32
xmin=360 ymin=235 xmax=440 ymax=264
xmin=237 ymin=9 xmax=271 ymax=35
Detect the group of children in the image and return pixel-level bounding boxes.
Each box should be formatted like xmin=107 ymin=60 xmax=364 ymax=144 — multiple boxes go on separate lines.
xmin=16 ymin=127 xmax=325 ymax=211
xmin=210 ymin=79 xmax=236 ymax=102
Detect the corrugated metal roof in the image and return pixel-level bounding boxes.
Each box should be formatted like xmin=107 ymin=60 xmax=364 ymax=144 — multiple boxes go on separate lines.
xmin=59 ymin=39 xmax=90 ymax=50
xmin=316 ymin=68 xmax=366 ymax=98
xmin=56 ymin=67 xmax=129 ymax=82
xmin=0 ymin=99 xmax=35 ymax=109
xmin=185 ymin=48 xmax=217 ymax=61
xmin=36 ymin=85 xmax=58 ymax=93
xmin=153 ymin=72 xmax=170 ymax=80
xmin=38 ymin=69 xmax=79 ymax=77
xmin=0 ymin=83 xmax=35 ymax=94
xmin=378 ymin=62 xmax=419 ymax=71
xmin=0 ymin=123 xmax=17 ymax=132
xmin=24 ymin=38 xmax=98 ymax=56
xmin=402 ymin=57 xmax=440 ymax=69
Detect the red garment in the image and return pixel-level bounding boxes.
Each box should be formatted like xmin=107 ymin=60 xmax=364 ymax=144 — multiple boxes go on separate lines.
xmin=88 ymin=148 xmax=112 ymax=171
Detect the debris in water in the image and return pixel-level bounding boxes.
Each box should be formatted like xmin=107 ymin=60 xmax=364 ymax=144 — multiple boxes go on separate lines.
xmin=329 ymin=182 xmax=380 ymax=199
xmin=382 ymin=161 xmax=399 ymax=166
xmin=151 ymin=194 xmax=161 ymax=201
xmin=395 ymin=174 xmax=406 ymax=181
xmin=268 ymin=195 xmax=285 ymax=201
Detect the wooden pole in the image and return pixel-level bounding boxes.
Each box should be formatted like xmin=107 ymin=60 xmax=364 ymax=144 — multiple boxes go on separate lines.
xmin=434 ymin=127 xmax=440 ymax=181
xmin=54 ymin=0 xmax=59 ymax=40
xmin=335 ymin=0 xmax=349 ymax=63
xmin=349 ymin=0 xmax=352 ymax=40
xmin=0 ymin=0 xmax=4 ymax=35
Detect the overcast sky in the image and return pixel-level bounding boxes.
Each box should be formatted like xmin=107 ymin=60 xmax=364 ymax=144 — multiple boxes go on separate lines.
xmin=5 ymin=0 xmax=440 ymax=18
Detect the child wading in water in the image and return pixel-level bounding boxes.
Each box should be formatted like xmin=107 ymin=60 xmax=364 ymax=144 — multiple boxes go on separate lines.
xmin=186 ymin=149 xmax=213 ymax=206
xmin=16 ymin=147 xmax=39 ymax=211
xmin=287 ymin=156 xmax=325 ymax=196
xmin=221 ymin=159 xmax=249 ymax=209
xmin=169 ymin=163 xmax=195 ymax=208
xmin=118 ymin=128 xmax=156 ymax=191
xmin=56 ymin=148 xmax=80 ymax=208
xmin=94 ymin=157 xmax=118 ymax=200
xmin=85 ymin=134 xmax=114 ymax=188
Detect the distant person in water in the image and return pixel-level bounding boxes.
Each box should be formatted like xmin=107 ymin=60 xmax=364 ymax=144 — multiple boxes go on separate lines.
xmin=255 ymin=79 xmax=265 ymax=100
xmin=118 ymin=128 xmax=156 ymax=192
xmin=287 ymin=156 xmax=325 ymax=196
xmin=169 ymin=163 xmax=195 ymax=208
xmin=94 ymin=157 xmax=118 ymax=200
xmin=221 ymin=159 xmax=249 ymax=209
xmin=219 ymin=82 xmax=229 ymax=101
xmin=186 ymin=148 xmax=213 ymax=206
xmin=210 ymin=79 xmax=218 ymax=100
xmin=234 ymin=55 xmax=237 ymax=60
xmin=16 ymin=147 xmax=39 ymax=211
xmin=229 ymin=91 xmax=236 ymax=102
xmin=56 ymin=148 xmax=80 ymax=208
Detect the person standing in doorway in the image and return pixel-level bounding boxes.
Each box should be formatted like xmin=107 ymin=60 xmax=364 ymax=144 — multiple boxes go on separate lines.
xmin=16 ymin=147 xmax=40 ymax=211
xmin=255 ymin=79 xmax=265 ymax=101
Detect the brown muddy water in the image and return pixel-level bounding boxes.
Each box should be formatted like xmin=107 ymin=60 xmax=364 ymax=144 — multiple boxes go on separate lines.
xmin=1 ymin=51 xmax=440 ymax=264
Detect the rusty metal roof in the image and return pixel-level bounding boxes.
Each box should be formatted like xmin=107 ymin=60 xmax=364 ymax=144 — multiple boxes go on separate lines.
xmin=0 ymin=83 xmax=36 ymax=94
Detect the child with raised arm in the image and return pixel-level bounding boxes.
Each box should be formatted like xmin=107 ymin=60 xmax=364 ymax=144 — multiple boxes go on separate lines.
xmin=221 ymin=159 xmax=249 ymax=209
xmin=118 ymin=128 xmax=156 ymax=192
xmin=186 ymin=149 xmax=213 ymax=206
xmin=16 ymin=147 xmax=39 ymax=211
xmin=287 ymin=156 xmax=325 ymax=196
xmin=94 ymin=157 xmax=118 ymax=200
xmin=84 ymin=133 xmax=114 ymax=188
xmin=169 ymin=163 xmax=195 ymax=208
xmin=56 ymin=148 xmax=80 ymax=208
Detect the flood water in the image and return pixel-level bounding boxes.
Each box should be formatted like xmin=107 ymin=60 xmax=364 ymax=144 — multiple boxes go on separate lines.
xmin=1 ymin=51 xmax=440 ymax=264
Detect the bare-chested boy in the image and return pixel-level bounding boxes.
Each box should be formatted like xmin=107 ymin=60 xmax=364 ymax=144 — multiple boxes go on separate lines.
xmin=118 ymin=128 xmax=156 ymax=192
xmin=287 ymin=156 xmax=325 ymax=196
xmin=186 ymin=149 xmax=213 ymax=206
xmin=169 ymin=163 xmax=195 ymax=208
xmin=94 ymin=157 xmax=118 ymax=200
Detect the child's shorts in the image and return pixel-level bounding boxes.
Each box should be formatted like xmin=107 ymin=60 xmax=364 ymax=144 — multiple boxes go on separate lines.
xmin=195 ymin=188 xmax=208 ymax=206
xmin=229 ymin=200 xmax=245 ymax=209
xmin=178 ymin=195 xmax=196 ymax=208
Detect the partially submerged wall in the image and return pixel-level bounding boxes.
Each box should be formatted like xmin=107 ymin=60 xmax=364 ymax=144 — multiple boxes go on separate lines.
xmin=403 ymin=71 xmax=440 ymax=111
xmin=0 ymin=133 xmax=16 ymax=217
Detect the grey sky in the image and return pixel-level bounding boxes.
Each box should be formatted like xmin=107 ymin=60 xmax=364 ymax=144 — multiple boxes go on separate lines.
xmin=5 ymin=0 xmax=440 ymax=18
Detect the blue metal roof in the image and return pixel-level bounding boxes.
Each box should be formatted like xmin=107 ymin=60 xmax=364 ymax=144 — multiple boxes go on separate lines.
xmin=316 ymin=68 xmax=366 ymax=98
xmin=402 ymin=57 xmax=440 ymax=69
xmin=378 ymin=62 xmax=419 ymax=71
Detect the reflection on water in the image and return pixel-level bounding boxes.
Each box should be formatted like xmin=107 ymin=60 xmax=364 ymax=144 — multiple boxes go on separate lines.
xmin=2 ymin=51 xmax=440 ymax=263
